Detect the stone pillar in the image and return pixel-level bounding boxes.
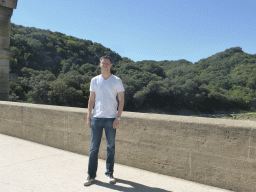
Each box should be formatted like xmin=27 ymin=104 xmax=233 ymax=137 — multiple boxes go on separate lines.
xmin=0 ymin=0 xmax=17 ymax=101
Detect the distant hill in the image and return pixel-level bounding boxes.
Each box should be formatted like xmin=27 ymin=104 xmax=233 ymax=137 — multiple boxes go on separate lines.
xmin=10 ymin=23 xmax=122 ymax=76
xmin=9 ymin=23 xmax=256 ymax=113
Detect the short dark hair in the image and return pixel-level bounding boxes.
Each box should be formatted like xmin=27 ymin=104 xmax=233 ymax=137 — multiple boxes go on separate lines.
xmin=100 ymin=55 xmax=111 ymax=62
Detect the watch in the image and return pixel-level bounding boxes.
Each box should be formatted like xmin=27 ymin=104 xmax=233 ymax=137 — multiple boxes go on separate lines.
xmin=116 ymin=117 xmax=121 ymax=120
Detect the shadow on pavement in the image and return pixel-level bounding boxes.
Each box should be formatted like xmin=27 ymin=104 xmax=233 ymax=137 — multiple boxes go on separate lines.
xmin=90 ymin=178 xmax=172 ymax=192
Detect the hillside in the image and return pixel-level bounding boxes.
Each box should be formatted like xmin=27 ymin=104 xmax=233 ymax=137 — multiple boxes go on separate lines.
xmin=9 ymin=23 xmax=256 ymax=114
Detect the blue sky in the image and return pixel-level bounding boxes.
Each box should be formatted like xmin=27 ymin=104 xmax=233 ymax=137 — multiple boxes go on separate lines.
xmin=11 ymin=0 xmax=256 ymax=63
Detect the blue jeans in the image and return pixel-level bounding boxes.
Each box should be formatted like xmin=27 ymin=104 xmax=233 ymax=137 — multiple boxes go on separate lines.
xmin=87 ymin=117 xmax=116 ymax=178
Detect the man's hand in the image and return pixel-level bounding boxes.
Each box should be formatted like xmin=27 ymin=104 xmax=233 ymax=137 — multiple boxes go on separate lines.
xmin=113 ymin=119 xmax=120 ymax=129
xmin=87 ymin=115 xmax=91 ymax=129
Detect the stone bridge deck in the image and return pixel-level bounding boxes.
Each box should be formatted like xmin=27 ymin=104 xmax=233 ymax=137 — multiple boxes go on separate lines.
xmin=0 ymin=134 xmax=232 ymax=192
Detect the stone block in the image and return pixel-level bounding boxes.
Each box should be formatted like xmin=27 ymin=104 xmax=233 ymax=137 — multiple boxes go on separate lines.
xmin=4 ymin=119 xmax=25 ymax=139
xmin=149 ymin=147 xmax=190 ymax=178
xmin=64 ymin=132 xmax=91 ymax=155
xmin=0 ymin=59 xmax=9 ymax=68
xmin=204 ymin=126 xmax=250 ymax=158
xmin=115 ymin=139 xmax=191 ymax=179
xmin=0 ymin=21 xmax=9 ymax=34
xmin=226 ymin=171 xmax=256 ymax=192
xmin=191 ymin=152 xmax=256 ymax=191
xmin=134 ymin=120 xmax=250 ymax=159
xmin=116 ymin=117 xmax=145 ymax=145
xmin=0 ymin=37 xmax=10 ymax=50
xmin=67 ymin=111 xmax=88 ymax=133
xmin=0 ymin=50 xmax=11 ymax=59
xmin=25 ymin=123 xmax=45 ymax=145
xmin=0 ymin=7 xmax=12 ymax=45
xmin=248 ymin=128 xmax=256 ymax=159
xmin=194 ymin=152 xmax=256 ymax=174
xmin=44 ymin=128 xmax=65 ymax=149
xmin=0 ymin=72 xmax=9 ymax=82
xmin=176 ymin=123 xmax=250 ymax=159
xmin=0 ymin=104 xmax=24 ymax=121
xmin=118 ymin=117 xmax=181 ymax=148
xmin=191 ymin=154 xmax=233 ymax=189
xmin=0 ymin=117 xmax=7 ymax=133
xmin=25 ymin=107 xmax=68 ymax=131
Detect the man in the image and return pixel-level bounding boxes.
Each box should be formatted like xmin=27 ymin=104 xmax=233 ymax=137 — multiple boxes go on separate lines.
xmin=84 ymin=55 xmax=125 ymax=186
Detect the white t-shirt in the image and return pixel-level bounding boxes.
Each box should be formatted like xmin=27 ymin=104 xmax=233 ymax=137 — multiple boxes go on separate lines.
xmin=90 ymin=74 xmax=125 ymax=118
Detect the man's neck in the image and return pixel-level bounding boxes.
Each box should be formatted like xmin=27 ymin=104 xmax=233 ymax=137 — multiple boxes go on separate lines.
xmin=101 ymin=71 xmax=112 ymax=80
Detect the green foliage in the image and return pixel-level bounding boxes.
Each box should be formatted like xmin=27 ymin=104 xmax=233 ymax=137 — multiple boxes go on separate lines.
xmin=9 ymin=23 xmax=256 ymax=113
xmin=10 ymin=23 xmax=122 ymax=76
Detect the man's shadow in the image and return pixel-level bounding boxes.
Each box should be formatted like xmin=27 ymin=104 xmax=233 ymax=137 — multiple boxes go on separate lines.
xmin=88 ymin=178 xmax=172 ymax=192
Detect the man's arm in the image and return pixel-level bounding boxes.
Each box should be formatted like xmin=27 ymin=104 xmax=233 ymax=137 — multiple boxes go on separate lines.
xmin=113 ymin=91 xmax=125 ymax=129
xmin=87 ymin=91 xmax=95 ymax=128
xmin=117 ymin=91 xmax=125 ymax=118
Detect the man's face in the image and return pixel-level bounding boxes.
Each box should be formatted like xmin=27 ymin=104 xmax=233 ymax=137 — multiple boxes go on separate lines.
xmin=100 ymin=59 xmax=112 ymax=70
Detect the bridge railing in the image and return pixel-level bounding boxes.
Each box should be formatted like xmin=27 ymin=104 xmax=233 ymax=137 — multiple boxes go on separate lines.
xmin=1 ymin=101 xmax=256 ymax=192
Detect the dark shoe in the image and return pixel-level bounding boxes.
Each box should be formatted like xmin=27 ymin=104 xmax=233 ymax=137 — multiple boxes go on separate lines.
xmin=107 ymin=174 xmax=116 ymax=184
xmin=84 ymin=175 xmax=95 ymax=186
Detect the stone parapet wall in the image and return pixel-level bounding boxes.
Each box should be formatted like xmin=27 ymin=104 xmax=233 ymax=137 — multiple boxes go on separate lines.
xmin=1 ymin=101 xmax=256 ymax=191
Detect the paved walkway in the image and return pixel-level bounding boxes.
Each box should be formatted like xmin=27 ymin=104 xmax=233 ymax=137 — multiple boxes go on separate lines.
xmin=0 ymin=134 xmax=233 ymax=192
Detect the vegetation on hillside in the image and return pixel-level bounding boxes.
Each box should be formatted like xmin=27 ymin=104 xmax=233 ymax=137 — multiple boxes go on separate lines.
xmin=9 ymin=23 xmax=256 ymax=114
